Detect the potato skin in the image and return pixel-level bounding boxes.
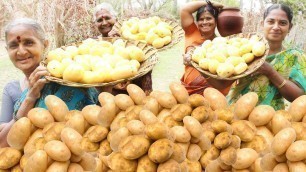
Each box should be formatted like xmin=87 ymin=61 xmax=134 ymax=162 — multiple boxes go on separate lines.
xmin=232 ymin=120 xmax=256 ymax=142
xmin=157 ymin=159 xmax=181 ymax=172
xmin=146 ymin=122 xmax=170 ymax=140
xmin=127 ymin=84 xmax=146 ymax=105
xmin=234 ymin=92 xmax=258 ymax=120
xmin=169 ymin=82 xmax=189 ymax=104
xmin=248 ymin=105 xmax=275 ymax=126
xmin=81 ymin=105 xmax=101 ymax=125
xmin=23 ymin=150 xmax=48 ymax=172
xmin=44 ymin=140 xmax=71 ymax=162
xmin=107 ymin=152 xmax=137 ymax=171
xmin=0 ymin=148 xmax=22 ymax=170
xmin=220 ymin=146 xmax=237 ymax=165
xmin=45 ymin=95 xmax=69 ymax=122
xmin=61 ymin=127 xmax=84 ymax=156
xmin=115 ymin=94 xmax=135 ymax=110
xmin=232 ymin=148 xmax=258 ymax=170
xmin=271 ymin=127 xmax=296 ymax=156
xmin=119 ymin=135 xmax=151 ymax=160
xmin=203 ymin=87 xmax=228 ymax=110
xmin=148 ymin=139 xmax=174 ymax=163
xmin=137 ymin=155 xmax=157 ymax=172
xmin=188 ymin=94 xmax=210 ymax=108
xmin=27 ymin=108 xmax=54 ymax=128
xmin=46 ymin=161 xmax=70 ymax=172
xmin=171 ymin=126 xmax=191 ymax=143
xmin=288 ymin=95 xmax=306 ymax=122
xmin=286 ymin=140 xmax=306 ymax=161
xmin=183 ymin=116 xmax=203 ymax=139
xmin=42 ymin=122 xmax=65 ymax=142
xmin=7 ymin=117 xmax=32 ymax=150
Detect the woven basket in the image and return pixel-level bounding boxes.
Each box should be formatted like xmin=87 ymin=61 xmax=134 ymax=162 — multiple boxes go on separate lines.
xmin=42 ymin=37 xmax=158 ymax=88
xmin=113 ymin=17 xmax=184 ymax=51
xmin=190 ymin=32 xmax=269 ymax=80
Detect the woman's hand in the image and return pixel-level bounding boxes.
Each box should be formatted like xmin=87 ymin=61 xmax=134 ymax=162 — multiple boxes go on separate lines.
xmin=27 ymin=65 xmax=49 ymax=101
xmin=251 ymin=62 xmax=274 ymax=77
xmin=210 ymin=1 xmax=224 ymax=9
xmin=108 ymin=28 xmax=120 ymax=37
xmin=183 ymin=53 xmax=192 ymax=66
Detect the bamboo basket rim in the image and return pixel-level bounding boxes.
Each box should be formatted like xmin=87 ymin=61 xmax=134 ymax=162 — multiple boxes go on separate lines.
xmin=42 ymin=37 xmax=158 ymax=88
xmin=190 ymin=32 xmax=269 ymax=80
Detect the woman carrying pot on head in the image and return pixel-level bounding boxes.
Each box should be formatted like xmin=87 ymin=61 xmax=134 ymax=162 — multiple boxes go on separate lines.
xmin=227 ymin=4 xmax=306 ymax=110
xmin=180 ymin=0 xmax=235 ymax=95
xmin=0 ymin=18 xmax=98 ymax=147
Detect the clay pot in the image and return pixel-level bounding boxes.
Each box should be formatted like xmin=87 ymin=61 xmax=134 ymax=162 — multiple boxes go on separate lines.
xmin=217 ymin=7 xmax=244 ymax=37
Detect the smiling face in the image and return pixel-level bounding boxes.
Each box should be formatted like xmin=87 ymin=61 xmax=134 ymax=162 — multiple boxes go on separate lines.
xmin=95 ymin=9 xmax=116 ymax=37
xmin=263 ymin=8 xmax=292 ymax=43
xmin=6 ymin=25 xmax=46 ymax=75
xmin=196 ymin=11 xmax=216 ymax=36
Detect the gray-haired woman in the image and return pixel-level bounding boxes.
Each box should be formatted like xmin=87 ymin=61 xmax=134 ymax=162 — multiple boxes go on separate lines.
xmin=93 ymin=2 xmax=117 ymax=37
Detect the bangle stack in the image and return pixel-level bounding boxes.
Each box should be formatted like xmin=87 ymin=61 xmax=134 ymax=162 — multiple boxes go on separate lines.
xmin=278 ymin=79 xmax=287 ymax=89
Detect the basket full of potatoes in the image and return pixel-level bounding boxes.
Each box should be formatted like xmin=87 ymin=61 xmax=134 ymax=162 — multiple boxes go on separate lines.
xmin=42 ymin=37 xmax=158 ymax=87
xmin=190 ymin=32 xmax=269 ymax=80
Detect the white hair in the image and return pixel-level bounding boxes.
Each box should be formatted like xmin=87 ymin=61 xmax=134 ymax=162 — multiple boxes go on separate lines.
xmin=93 ymin=2 xmax=117 ymax=21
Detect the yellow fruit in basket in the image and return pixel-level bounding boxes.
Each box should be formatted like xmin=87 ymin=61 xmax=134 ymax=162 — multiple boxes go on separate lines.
xmin=241 ymin=38 xmax=250 ymax=44
xmin=250 ymin=35 xmax=260 ymax=42
xmin=152 ymin=38 xmax=165 ymax=49
xmin=103 ymin=54 xmax=123 ymax=68
xmin=211 ymin=51 xmax=227 ymax=63
xmin=139 ymin=23 xmax=151 ymax=33
xmin=252 ymin=41 xmax=266 ymax=57
xmin=83 ymin=38 xmax=97 ymax=46
xmin=128 ymin=46 xmax=145 ymax=62
xmin=208 ymin=59 xmax=220 ymax=74
xmin=151 ymin=16 xmax=161 ymax=25
xmin=234 ymin=62 xmax=248 ymax=75
xmin=114 ymin=47 xmax=130 ymax=60
xmin=47 ymin=48 xmax=65 ymax=62
xmin=81 ymin=71 xmax=98 ymax=84
xmin=90 ymin=45 xmax=113 ymax=57
xmin=192 ymin=47 xmax=205 ymax=63
xmin=242 ymin=53 xmax=255 ymax=63
xmin=130 ymin=23 xmax=139 ymax=34
xmin=95 ymin=67 xmax=112 ymax=82
xmin=163 ymin=36 xmax=172 ymax=45
xmin=113 ymin=39 xmax=125 ymax=47
xmin=74 ymin=55 xmax=91 ymax=71
xmin=47 ymin=60 xmax=65 ymax=78
xmin=98 ymin=40 xmax=112 ymax=47
xmin=91 ymin=59 xmax=112 ymax=72
xmin=146 ymin=31 xmax=159 ymax=45
xmin=65 ymin=46 xmax=79 ymax=58
xmin=61 ymin=58 xmax=74 ymax=70
xmin=111 ymin=65 xmax=138 ymax=81
xmin=227 ymin=46 xmax=241 ymax=57
xmin=136 ymin=32 xmax=147 ymax=41
xmin=130 ymin=60 xmax=141 ymax=70
xmin=63 ymin=63 xmax=85 ymax=82
xmin=122 ymin=30 xmax=133 ymax=39
xmin=78 ymin=43 xmax=91 ymax=55
xmin=232 ymin=41 xmax=242 ymax=48
xmin=217 ymin=63 xmax=235 ymax=78
xmin=115 ymin=59 xmax=130 ymax=68
xmin=239 ymin=44 xmax=253 ymax=55
xmin=212 ymin=37 xmax=227 ymax=45
xmin=155 ymin=26 xmax=171 ymax=38
xmin=226 ymin=56 xmax=244 ymax=66
xmin=202 ymin=40 xmax=212 ymax=48
xmin=199 ymin=58 xmax=210 ymax=70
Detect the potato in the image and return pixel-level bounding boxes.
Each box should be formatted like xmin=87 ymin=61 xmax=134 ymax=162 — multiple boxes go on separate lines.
xmin=99 ymin=139 xmax=112 ymax=156
xmin=271 ymin=127 xmax=296 ymax=156
xmin=214 ymin=132 xmax=232 ymax=149
xmin=241 ymin=135 xmax=267 ymax=154
xmin=107 ymin=152 xmax=137 ymax=171
xmin=170 ymin=143 xmax=186 ymax=163
xmin=0 ymin=148 xmax=21 ymax=169
xmin=286 ymin=140 xmax=306 ymax=161
xmin=220 ymin=146 xmax=237 ymax=165
xmin=275 ymin=154 xmax=287 ymax=163
xmin=199 ymin=145 xmax=220 ymax=168
xmin=203 ymin=87 xmax=228 ymax=110
xmin=115 ymin=94 xmax=135 ymax=110
xmin=60 ymin=127 xmax=83 ymax=156
xmin=232 ymin=120 xmax=256 ymax=142
xmin=24 ymin=129 xmax=43 ymax=156
xmin=182 ymin=159 xmax=202 ymax=172
xmin=66 ymin=112 xmax=85 ymax=135
xmin=43 ymin=122 xmax=65 ymax=142
xmin=79 ymin=153 xmax=97 ymax=171
xmin=94 ymin=158 xmax=108 ymax=172
xmin=183 ymin=116 xmax=203 ymax=139
xmin=169 ymin=82 xmax=189 ymax=104
xmin=211 ymin=120 xmax=230 ymax=134
xmin=84 ymin=125 xmax=108 ymax=143
xmin=27 ymin=108 xmax=54 ymax=128
xmin=234 ymin=92 xmax=258 ymax=120
xmin=215 ymin=109 xmax=234 ymax=123
xmin=126 ymin=120 xmax=145 ymax=135
xmin=98 ymin=92 xmax=115 ymax=106
xmin=70 ymin=154 xmax=82 ymax=163
xmin=249 ymin=158 xmax=262 ymax=172
xmin=146 ymin=122 xmax=170 ymax=140
xmin=187 ymin=144 xmax=202 ymax=161
xmin=148 ymin=139 xmax=174 ymax=163
xmin=98 ymin=103 xmax=118 ymax=127
xmin=188 ymin=94 xmax=210 ymax=108
xmin=10 ymin=165 xmax=22 ymax=172
xmin=271 ymin=112 xmax=291 ymax=135
xmin=110 ymin=127 xmax=131 ymax=152
xmin=198 ymin=134 xmax=211 ymax=151
xmin=139 ymin=109 xmax=158 ymax=125
xmin=203 ymin=130 xmax=216 ymax=142
xmin=157 ymin=109 xmax=171 ymax=122
xmin=288 ymin=95 xmax=306 ymax=122
xmin=164 ymin=115 xmax=183 ymax=128
xmin=127 ymin=84 xmax=146 ymax=105
xmin=291 ymin=122 xmax=306 ymax=140
xmin=44 ymin=140 xmax=71 ymax=161
xmin=256 ymin=126 xmax=274 ymax=148
xmin=81 ymin=137 xmax=99 ymax=152
xmin=68 ymin=163 xmax=84 ymax=172
xmin=273 ymin=163 xmax=289 ymax=172
xmin=125 ymin=105 xmax=142 ymax=121
xmin=230 ymin=135 xmax=241 ymax=149
xmin=171 ymin=104 xmax=192 ymax=122
xmin=143 ymin=97 xmax=160 ymax=115
xmin=191 ymin=106 xmax=211 ymax=123
xmin=119 ymin=135 xmax=150 ymax=160
xmin=260 ymin=153 xmax=278 ymax=171
xmin=7 ymin=117 xmax=32 ymax=150
xmin=157 ymin=92 xmax=177 ymax=109
xmin=287 ymin=161 xmax=306 ymax=172
xmin=171 ymin=126 xmax=191 ymax=143
xmin=46 ymin=161 xmax=69 ymax=172
xmin=45 ymin=95 xmax=69 ymax=122
xmin=248 ymin=105 xmax=275 ymax=126
xmin=81 ymin=105 xmax=101 ymax=125
xmin=157 ymin=159 xmax=180 ymax=172
xmin=176 ymin=142 xmax=190 ymax=159
xmin=23 ymin=150 xmax=48 ymax=172
xmin=205 ymin=159 xmax=223 ymax=172
xmin=232 ymin=148 xmax=258 ymax=170
xmin=137 ymin=155 xmax=157 ymax=172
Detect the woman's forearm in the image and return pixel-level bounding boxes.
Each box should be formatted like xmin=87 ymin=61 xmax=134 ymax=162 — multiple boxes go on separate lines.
xmin=181 ymin=1 xmax=207 ymax=14
xmin=266 ymin=69 xmax=304 ymax=102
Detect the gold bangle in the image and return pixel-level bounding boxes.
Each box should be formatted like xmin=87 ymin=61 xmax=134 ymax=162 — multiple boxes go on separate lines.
xmin=278 ymin=79 xmax=287 ymax=89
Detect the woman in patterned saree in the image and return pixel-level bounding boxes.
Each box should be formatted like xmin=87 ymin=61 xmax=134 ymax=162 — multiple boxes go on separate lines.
xmin=0 ymin=18 xmax=98 ymax=147
xmin=227 ymin=4 xmax=306 ymax=110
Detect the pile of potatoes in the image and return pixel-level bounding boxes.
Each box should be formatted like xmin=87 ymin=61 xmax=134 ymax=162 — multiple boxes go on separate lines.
xmin=1 ymin=82 xmax=306 ymax=171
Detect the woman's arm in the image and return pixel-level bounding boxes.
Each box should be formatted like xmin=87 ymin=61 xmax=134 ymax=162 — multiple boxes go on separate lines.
xmin=257 ymin=62 xmax=304 ymax=102
xmin=0 ymin=84 xmax=16 ymax=124
xmin=180 ymin=1 xmax=208 ymax=30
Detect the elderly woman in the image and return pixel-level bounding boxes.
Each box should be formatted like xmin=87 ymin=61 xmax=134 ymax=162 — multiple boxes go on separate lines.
xmin=93 ymin=2 xmax=117 ymax=37
xmin=227 ymin=4 xmax=306 ymax=110
xmin=180 ymin=0 xmax=234 ymax=95
xmin=0 ymin=18 xmax=98 ymax=147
